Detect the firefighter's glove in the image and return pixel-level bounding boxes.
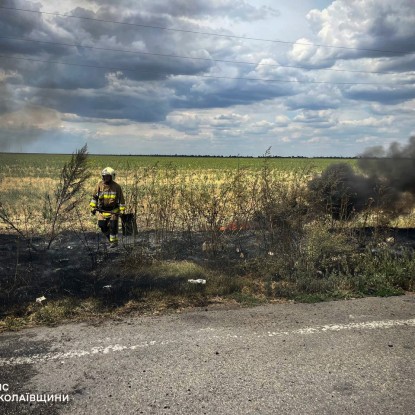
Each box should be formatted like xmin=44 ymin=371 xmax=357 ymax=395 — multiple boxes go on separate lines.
xmin=91 ymin=208 xmax=97 ymax=216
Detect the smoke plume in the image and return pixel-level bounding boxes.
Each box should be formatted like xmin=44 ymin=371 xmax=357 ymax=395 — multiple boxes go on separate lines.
xmin=358 ymin=136 xmax=415 ymax=194
xmin=0 ymin=106 xmax=61 ymax=152
xmin=309 ymin=136 xmax=415 ymax=220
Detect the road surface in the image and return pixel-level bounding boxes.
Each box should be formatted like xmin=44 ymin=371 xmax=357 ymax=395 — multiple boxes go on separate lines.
xmin=1 ymin=294 xmax=414 ymax=414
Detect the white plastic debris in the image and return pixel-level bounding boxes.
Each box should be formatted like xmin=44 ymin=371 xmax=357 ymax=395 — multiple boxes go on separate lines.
xmin=103 ymin=285 xmax=112 ymax=289
xmin=36 ymin=296 xmax=46 ymax=303
xmin=188 ymin=279 xmax=206 ymax=285
xmin=67 ymin=246 xmax=73 ymax=249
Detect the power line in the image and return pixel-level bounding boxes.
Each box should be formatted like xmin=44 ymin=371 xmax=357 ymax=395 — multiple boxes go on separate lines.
xmin=0 ymin=5 xmax=413 ymax=55
xmin=0 ymin=36 xmax=405 ymax=76
xmin=0 ymin=54 xmax=406 ymax=86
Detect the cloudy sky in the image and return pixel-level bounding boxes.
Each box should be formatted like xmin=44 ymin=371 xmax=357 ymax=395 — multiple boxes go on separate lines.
xmin=0 ymin=0 xmax=414 ymax=156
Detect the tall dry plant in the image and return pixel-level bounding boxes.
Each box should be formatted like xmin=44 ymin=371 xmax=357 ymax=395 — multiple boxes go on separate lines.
xmin=44 ymin=144 xmax=90 ymax=249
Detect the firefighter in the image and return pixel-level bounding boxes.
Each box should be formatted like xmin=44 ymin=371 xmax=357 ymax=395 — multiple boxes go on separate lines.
xmin=90 ymin=167 xmax=126 ymax=247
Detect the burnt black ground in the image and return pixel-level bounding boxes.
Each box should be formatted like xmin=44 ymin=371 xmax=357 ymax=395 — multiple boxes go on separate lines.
xmin=0 ymin=227 xmax=267 ymax=314
xmin=0 ymin=232 xmax=102 ymax=314
xmin=1 ymin=227 xmax=415 ymax=317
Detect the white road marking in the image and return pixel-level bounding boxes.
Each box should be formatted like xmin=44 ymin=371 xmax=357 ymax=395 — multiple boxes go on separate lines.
xmin=265 ymin=318 xmax=415 ymax=337
xmin=1 ymin=318 xmax=414 ymax=367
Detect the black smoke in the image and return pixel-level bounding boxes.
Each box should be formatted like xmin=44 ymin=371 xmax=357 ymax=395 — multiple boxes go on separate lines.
xmin=309 ymin=136 xmax=415 ymax=220
xmin=358 ymin=136 xmax=415 ymax=195
xmin=308 ymin=163 xmax=381 ymax=220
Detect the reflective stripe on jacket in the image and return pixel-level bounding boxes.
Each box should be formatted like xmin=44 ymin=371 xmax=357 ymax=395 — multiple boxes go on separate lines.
xmin=90 ymin=181 xmax=126 ymax=212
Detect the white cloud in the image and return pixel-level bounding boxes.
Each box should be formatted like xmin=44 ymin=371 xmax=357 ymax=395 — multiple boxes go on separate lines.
xmin=302 ymin=0 xmax=415 ymax=63
xmin=293 ymin=109 xmax=335 ymax=125
xmin=307 ymin=136 xmax=329 ymax=143
xmin=274 ymin=114 xmax=290 ymax=126
xmin=0 ymin=0 xmax=413 ymax=155
xmin=356 ymin=136 xmax=377 ymax=143
xmin=340 ymin=116 xmax=394 ymax=128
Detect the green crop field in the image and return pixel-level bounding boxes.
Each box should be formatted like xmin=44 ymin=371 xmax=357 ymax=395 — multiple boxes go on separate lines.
xmin=0 ymin=152 xmax=356 ymax=177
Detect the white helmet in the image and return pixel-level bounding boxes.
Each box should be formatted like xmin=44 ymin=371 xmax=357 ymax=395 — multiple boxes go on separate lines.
xmin=101 ymin=166 xmax=116 ymax=180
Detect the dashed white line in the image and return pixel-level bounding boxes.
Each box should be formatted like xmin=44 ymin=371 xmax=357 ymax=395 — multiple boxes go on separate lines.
xmin=265 ymin=318 xmax=415 ymax=337
xmin=1 ymin=318 xmax=414 ymax=366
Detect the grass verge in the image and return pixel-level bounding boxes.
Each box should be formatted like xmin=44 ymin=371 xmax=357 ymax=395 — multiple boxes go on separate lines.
xmin=1 ymin=242 xmax=414 ymax=332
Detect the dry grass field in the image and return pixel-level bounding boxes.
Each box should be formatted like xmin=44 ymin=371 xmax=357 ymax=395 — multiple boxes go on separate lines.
xmin=0 ymin=152 xmax=357 ymax=234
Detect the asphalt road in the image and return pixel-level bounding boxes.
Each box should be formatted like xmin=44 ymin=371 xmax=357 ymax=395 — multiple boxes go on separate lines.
xmin=1 ymin=294 xmax=414 ymax=415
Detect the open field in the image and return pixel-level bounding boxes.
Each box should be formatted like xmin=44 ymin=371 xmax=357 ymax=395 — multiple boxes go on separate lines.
xmin=0 ymin=151 xmax=413 ymax=330
xmin=0 ymin=153 xmax=358 ymax=235
xmin=0 ymin=153 xmax=357 ymax=176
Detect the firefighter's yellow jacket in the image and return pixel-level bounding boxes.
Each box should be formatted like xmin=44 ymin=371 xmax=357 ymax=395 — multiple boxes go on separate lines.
xmin=90 ymin=181 xmax=126 ymax=214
